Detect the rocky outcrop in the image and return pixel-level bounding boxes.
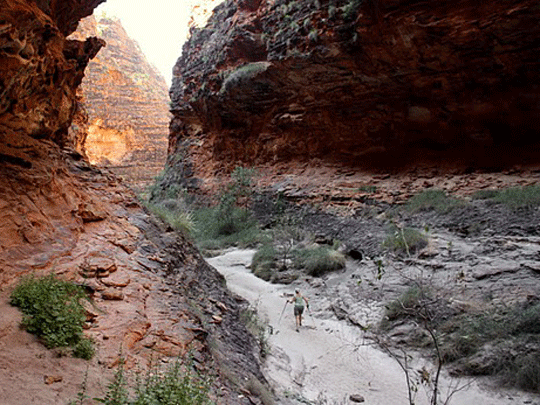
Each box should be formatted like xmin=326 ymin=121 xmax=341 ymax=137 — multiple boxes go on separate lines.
xmin=0 ymin=0 xmax=104 ymax=147
xmin=70 ymin=16 xmax=169 ymax=189
xmin=170 ymin=0 xmax=540 ymax=186
xmin=0 ymin=1 xmax=266 ymax=403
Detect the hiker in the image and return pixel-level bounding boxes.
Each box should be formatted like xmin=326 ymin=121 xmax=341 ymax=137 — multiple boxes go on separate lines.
xmin=288 ymin=288 xmax=309 ymax=332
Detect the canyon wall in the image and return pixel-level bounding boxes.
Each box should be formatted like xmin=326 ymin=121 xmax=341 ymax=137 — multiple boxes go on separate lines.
xmin=70 ymin=16 xmax=170 ymax=189
xmin=170 ymin=0 xmax=540 ymax=187
xmin=0 ymin=1 xmax=265 ymax=403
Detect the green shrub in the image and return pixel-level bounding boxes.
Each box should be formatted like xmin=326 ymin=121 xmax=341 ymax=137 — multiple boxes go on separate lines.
xmin=241 ymin=307 xmax=270 ymax=359
xmin=512 ymin=303 xmax=540 ymax=335
xmin=10 ymin=274 xmax=92 ymax=357
xmin=341 ymin=0 xmax=362 ymax=21
xmin=192 ymin=206 xmax=263 ymax=250
xmin=406 ymin=189 xmax=465 ymax=213
xmin=293 ymin=246 xmax=346 ymax=277
xmin=358 ymin=185 xmax=377 ymax=193
xmin=73 ymin=337 xmax=95 ymax=360
xmin=192 ymin=167 xmax=264 ymax=250
xmin=439 ymin=311 xmax=505 ymax=362
xmin=251 ymin=245 xmax=278 ymax=281
xmin=382 ymin=227 xmax=428 ymax=256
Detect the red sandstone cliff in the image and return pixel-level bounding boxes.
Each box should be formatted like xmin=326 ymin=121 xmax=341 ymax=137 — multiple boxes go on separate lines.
xmin=70 ymin=16 xmax=170 ymax=189
xmin=169 ymin=0 xmax=540 ymax=194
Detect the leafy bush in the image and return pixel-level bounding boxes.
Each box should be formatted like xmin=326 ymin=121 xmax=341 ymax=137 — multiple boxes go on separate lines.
xmin=511 ymin=352 xmax=540 ymax=392
xmin=382 ymin=227 xmax=428 ymax=256
xmin=473 ymin=184 xmax=540 ymax=209
xmin=471 ymin=189 xmax=500 ymax=200
xmin=439 ymin=310 xmax=506 ymax=362
xmin=10 ymin=274 xmax=92 ymax=357
xmin=341 ymin=0 xmax=363 ymax=21
xmin=241 ymin=307 xmax=270 ymax=359
xmin=406 ymin=189 xmax=465 ymax=213
xmin=293 ymin=246 xmax=346 ymax=277
xmin=512 ymin=302 xmax=540 ymax=335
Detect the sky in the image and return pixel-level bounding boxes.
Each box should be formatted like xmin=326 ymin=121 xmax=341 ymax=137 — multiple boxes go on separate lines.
xmin=94 ymin=0 xmax=195 ymax=86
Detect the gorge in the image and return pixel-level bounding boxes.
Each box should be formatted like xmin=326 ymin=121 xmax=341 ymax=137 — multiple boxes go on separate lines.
xmin=0 ymin=0 xmax=539 ymax=404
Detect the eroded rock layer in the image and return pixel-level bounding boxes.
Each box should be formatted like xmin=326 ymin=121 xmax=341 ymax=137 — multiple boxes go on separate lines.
xmin=0 ymin=0 xmax=104 ymax=146
xmin=70 ymin=16 xmax=169 ymax=189
xmin=170 ymin=0 xmax=540 ymax=180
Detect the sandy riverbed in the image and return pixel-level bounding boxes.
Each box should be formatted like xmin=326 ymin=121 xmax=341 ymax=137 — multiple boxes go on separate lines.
xmin=208 ymin=249 xmax=538 ymax=405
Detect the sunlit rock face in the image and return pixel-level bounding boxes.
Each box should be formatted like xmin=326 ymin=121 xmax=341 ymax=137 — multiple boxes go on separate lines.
xmin=170 ymin=0 xmax=540 ymax=181
xmin=70 ymin=16 xmax=170 ymax=188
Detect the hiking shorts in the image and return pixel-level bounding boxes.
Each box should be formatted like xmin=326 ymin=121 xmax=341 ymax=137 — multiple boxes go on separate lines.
xmin=294 ymin=306 xmax=304 ymax=316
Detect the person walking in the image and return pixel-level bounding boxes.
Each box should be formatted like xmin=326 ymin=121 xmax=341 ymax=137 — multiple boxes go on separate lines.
xmin=289 ymin=288 xmax=309 ymax=332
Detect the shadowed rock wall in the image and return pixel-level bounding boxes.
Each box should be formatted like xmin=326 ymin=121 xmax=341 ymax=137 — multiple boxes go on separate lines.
xmin=170 ymin=0 xmax=540 ymax=180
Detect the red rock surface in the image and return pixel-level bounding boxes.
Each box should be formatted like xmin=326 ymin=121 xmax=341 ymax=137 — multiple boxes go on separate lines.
xmin=170 ymin=0 xmax=540 ymax=196
xmin=70 ymin=16 xmax=170 ymax=190
xmin=0 ymin=1 xmax=265 ymax=403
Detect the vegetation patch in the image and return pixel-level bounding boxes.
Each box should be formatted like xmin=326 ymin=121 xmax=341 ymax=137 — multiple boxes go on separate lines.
xmin=472 ymin=184 xmax=540 ymax=209
xmin=382 ymin=226 xmax=428 ymax=256
xmin=381 ymin=293 xmax=540 ymax=393
xmin=146 ymin=202 xmax=196 ymax=237
xmin=251 ymin=244 xmax=278 ymax=281
xmin=74 ymin=357 xmax=211 ymax=405
xmin=10 ymin=274 xmax=94 ymax=359
xmin=240 ymin=306 xmax=270 ymax=359
xmin=380 ymin=286 xmax=428 ymax=329
xmin=406 ymin=189 xmax=465 ymax=213
xmin=144 ymin=167 xmax=265 ymax=253
xmin=292 ymin=246 xmax=346 ymax=277
xmin=221 ymin=62 xmax=271 ymax=94
xmin=341 ymin=0 xmax=363 ymax=21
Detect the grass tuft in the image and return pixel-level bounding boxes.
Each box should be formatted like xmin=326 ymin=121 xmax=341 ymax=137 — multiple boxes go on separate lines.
xmin=192 ymin=207 xmax=265 ymax=251
xmin=381 ymin=286 xmax=423 ymax=329
xmin=406 ymin=189 xmax=465 ymax=213
xmin=146 ymin=202 xmax=196 ymax=236
xmin=473 ymin=184 xmax=540 ymax=209
xmin=382 ymin=227 xmax=428 ymax=256
xmin=293 ymin=246 xmax=346 ymax=277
